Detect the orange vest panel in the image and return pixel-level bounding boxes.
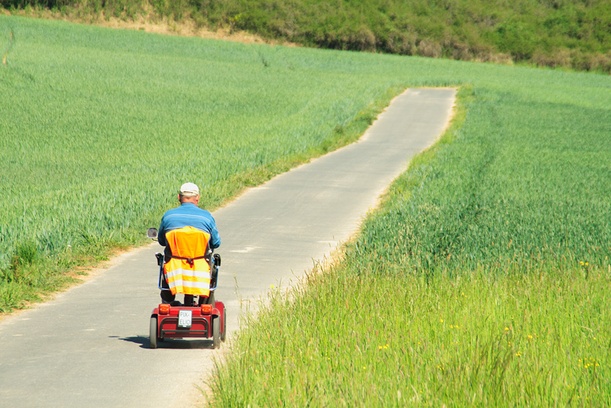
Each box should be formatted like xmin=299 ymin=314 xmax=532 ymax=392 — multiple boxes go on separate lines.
xmin=163 ymin=227 xmax=211 ymax=296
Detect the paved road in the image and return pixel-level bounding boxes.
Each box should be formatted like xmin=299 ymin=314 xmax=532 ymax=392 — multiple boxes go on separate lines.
xmin=0 ymin=88 xmax=455 ymax=407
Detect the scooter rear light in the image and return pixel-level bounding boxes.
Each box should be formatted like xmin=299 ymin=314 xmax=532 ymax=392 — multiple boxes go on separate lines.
xmin=159 ymin=304 xmax=171 ymax=315
xmin=201 ymin=304 xmax=212 ymax=314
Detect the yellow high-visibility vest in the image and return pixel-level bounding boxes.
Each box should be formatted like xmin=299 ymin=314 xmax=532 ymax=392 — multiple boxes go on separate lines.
xmin=163 ymin=226 xmax=211 ymax=296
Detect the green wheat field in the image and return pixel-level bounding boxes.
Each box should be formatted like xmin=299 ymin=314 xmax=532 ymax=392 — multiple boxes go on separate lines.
xmin=1 ymin=14 xmax=610 ymax=406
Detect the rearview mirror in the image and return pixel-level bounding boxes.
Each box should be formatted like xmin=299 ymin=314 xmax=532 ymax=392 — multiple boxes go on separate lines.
xmin=147 ymin=228 xmax=158 ymax=239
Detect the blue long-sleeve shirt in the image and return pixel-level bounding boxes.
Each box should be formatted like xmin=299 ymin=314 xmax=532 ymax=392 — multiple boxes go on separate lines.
xmin=158 ymin=203 xmax=221 ymax=249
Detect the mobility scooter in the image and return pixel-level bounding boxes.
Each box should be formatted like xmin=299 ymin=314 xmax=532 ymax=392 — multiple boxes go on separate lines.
xmin=147 ymin=228 xmax=226 ymax=349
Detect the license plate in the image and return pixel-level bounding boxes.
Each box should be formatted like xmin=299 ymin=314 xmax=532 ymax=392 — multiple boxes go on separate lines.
xmin=178 ymin=310 xmax=192 ymax=329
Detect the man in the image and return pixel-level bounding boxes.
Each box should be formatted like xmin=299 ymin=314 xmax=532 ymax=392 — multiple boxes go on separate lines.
xmin=158 ymin=182 xmax=221 ymax=304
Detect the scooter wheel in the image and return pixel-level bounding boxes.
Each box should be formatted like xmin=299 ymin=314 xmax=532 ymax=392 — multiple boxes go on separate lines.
xmin=221 ymin=307 xmax=226 ymax=342
xmin=150 ymin=316 xmax=158 ymax=349
xmin=212 ymin=316 xmax=221 ymax=349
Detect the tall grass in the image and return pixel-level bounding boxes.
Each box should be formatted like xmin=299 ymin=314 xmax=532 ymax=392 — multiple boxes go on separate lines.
xmin=211 ymin=267 xmax=610 ymax=407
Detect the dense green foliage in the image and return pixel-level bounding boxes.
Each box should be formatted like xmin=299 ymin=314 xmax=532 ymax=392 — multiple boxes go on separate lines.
xmin=3 ymin=0 xmax=611 ymax=72
xmin=207 ymin=0 xmax=611 ymax=69
xmin=210 ymin=85 xmax=611 ymax=406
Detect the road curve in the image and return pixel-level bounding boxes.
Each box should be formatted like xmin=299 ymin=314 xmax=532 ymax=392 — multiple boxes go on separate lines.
xmin=0 ymin=88 xmax=455 ymax=408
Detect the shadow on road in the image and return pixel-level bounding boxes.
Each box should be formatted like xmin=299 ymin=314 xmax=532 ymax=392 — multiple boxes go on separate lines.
xmin=112 ymin=335 xmax=214 ymax=349
xmin=111 ymin=335 xmax=149 ymax=348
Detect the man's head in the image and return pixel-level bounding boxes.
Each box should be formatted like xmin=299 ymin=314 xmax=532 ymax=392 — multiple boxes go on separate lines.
xmin=178 ymin=182 xmax=200 ymax=204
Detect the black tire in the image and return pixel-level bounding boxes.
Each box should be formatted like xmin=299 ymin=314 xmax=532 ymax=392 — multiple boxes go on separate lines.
xmin=221 ymin=307 xmax=226 ymax=342
xmin=149 ymin=316 xmax=158 ymax=349
xmin=212 ymin=316 xmax=221 ymax=349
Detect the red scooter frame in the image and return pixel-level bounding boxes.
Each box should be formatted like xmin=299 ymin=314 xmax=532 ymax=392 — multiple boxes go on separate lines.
xmin=149 ymin=301 xmax=226 ymax=349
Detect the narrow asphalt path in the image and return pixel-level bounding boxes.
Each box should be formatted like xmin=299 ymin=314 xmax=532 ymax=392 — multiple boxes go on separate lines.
xmin=0 ymin=88 xmax=455 ymax=407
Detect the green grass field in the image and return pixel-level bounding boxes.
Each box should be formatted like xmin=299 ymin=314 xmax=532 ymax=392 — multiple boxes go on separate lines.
xmin=1 ymin=14 xmax=610 ymax=406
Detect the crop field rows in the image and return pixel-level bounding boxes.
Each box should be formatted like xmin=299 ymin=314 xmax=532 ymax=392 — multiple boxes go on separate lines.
xmin=353 ymin=87 xmax=611 ymax=274
xmin=1 ymin=14 xmax=610 ymax=406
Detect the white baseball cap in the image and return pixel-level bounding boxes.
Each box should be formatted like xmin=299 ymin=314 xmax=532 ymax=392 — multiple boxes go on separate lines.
xmin=179 ymin=182 xmax=199 ymax=197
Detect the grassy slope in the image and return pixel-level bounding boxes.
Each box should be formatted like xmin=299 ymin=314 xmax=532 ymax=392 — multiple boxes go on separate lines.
xmin=3 ymin=0 xmax=611 ymax=72
xmin=208 ymin=62 xmax=611 ymax=406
